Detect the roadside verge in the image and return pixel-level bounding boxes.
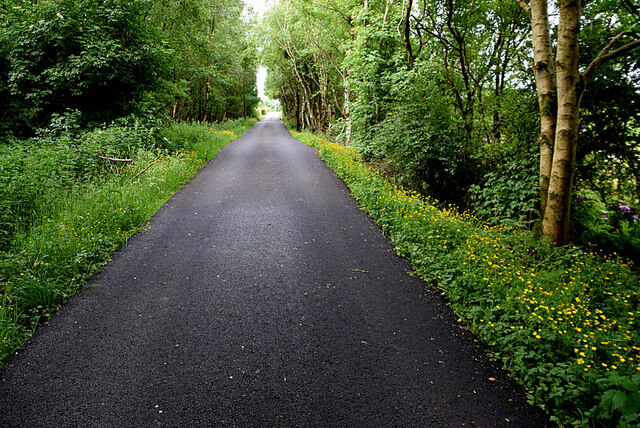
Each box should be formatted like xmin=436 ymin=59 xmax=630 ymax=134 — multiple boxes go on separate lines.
xmin=0 ymin=118 xmax=257 ymax=365
xmin=289 ymin=129 xmax=640 ymax=427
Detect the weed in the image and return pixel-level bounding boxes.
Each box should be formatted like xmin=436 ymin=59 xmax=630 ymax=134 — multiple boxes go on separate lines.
xmin=290 ymin=129 xmax=640 ymax=427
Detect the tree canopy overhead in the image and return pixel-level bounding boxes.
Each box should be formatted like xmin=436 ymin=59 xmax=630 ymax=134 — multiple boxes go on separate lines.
xmin=262 ymin=0 xmax=640 ymax=248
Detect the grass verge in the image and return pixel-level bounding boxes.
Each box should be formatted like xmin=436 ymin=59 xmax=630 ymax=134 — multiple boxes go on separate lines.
xmin=0 ymin=118 xmax=256 ymax=365
xmin=290 ymin=130 xmax=640 ymax=427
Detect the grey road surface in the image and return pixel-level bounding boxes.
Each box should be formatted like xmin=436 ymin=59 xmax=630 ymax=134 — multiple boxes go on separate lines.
xmin=0 ymin=114 xmax=549 ymax=426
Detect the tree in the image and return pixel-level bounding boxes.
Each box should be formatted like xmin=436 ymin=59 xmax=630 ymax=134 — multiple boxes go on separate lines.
xmin=149 ymin=0 xmax=258 ymax=122
xmin=0 ymin=0 xmax=259 ymax=135
xmin=577 ymin=14 xmax=640 ymax=207
xmin=1 ymin=0 xmax=172 ymax=135
xmin=261 ymin=0 xmax=353 ymax=133
xmin=341 ymin=0 xmax=536 ymax=204
xmin=516 ymin=0 xmax=640 ymax=244
xmin=409 ymin=0 xmax=529 ymax=143
xmin=264 ymin=0 xmax=639 ymax=243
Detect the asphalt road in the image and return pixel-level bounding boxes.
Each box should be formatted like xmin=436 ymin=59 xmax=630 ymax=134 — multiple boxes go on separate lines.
xmin=0 ymin=114 xmax=550 ymax=427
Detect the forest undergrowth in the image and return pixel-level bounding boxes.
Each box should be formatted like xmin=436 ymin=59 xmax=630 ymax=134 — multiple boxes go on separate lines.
xmin=290 ymin=129 xmax=640 ymax=428
xmin=0 ymin=118 xmax=256 ymax=366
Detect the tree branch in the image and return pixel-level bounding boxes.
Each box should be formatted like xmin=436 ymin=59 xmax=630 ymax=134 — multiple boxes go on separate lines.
xmin=125 ymin=161 xmax=159 ymax=186
xmin=583 ymin=32 xmax=640 ymax=85
xmin=514 ymin=0 xmax=531 ymax=19
xmin=98 ymin=155 xmax=133 ymax=162
xmin=313 ymin=39 xmax=346 ymax=80
xmin=314 ymin=1 xmax=352 ymax=25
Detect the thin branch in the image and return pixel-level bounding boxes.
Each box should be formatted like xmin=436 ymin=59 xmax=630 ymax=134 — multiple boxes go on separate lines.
xmin=583 ymin=31 xmax=640 ymax=85
xmin=382 ymin=0 xmax=391 ymax=27
xmin=125 ymin=161 xmax=159 ymax=186
xmin=314 ymin=1 xmax=353 ymax=25
xmin=313 ymin=39 xmax=346 ymax=80
xmin=397 ymin=0 xmax=407 ymax=39
xmin=98 ymin=155 xmax=133 ymax=162
xmin=514 ymin=0 xmax=531 ymax=18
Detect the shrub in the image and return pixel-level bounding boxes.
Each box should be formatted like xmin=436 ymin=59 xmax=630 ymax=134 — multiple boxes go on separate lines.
xmin=469 ymin=160 xmax=539 ymax=228
xmin=572 ymin=190 xmax=640 ymax=263
xmin=1 ymin=0 xmax=171 ymax=135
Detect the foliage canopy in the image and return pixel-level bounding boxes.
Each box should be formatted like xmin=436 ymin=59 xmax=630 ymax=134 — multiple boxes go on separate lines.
xmin=0 ymin=0 xmax=260 ymax=136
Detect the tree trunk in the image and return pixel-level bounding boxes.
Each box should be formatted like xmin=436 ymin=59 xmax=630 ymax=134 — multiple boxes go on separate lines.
xmin=529 ymin=0 xmax=557 ymax=219
xmin=382 ymin=0 xmax=391 ymax=27
xmin=403 ymin=0 xmax=414 ymax=68
xmin=541 ymin=0 xmax=583 ymax=245
xmin=204 ymin=76 xmax=211 ymax=122
xmin=171 ymin=102 xmax=178 ymax=120
xmin=344 ymin=23 xmax=355 ymax=145
xmin=344 ymin=82 xmax=352 ymax=145
xmin=242 ymin=72 xmax=247 ymax=119
xmin=288 ymin=56 xmax=316 ymax=131
xmin=519 ymin=0 xmax=640 ymax=245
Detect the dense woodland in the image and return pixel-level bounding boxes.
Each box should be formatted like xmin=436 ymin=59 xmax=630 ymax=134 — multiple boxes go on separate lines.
xmin=262 ymin=0 xmax=640 ymax=254
xmin=0 ymin=0 xmax=260 ymax=135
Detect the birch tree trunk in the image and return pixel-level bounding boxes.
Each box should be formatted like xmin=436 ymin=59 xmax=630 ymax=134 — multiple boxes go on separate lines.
xmin=344 ymin=23 xmax=355 ymax=145
xmin=529 ymin=0 xmax=557 ymax=218
xmin=344 ymin=81 xmax=352 ymax=145
xmin=518 ymin=0 xmax=640 ymax=245
xmin=542 ymin=0 xmax=582 ymax=244
xmin=204 ymin=76 xmax=211 ymax=122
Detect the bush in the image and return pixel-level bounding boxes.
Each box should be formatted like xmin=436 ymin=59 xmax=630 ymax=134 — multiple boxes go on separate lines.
xmin=572 ymin=190 xmax=640 ymax=263
xmin=352 ymin=65 xmax=467 ymax=202
xmin=1 ymin=0 xmax=171 ymax=135
xmin=0 ymin=119 xmax=166 ymax=251
xmin=469 ymin=160 xmax=539 ymax=228
xmin=0 ymin=140 xmax=75 ymax=250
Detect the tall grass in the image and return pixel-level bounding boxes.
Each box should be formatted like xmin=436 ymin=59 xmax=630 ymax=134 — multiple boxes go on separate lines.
xmin=290 ymin=130 xmax=640 ymax=427
xmin=0 ymin=118 xmax=256 ymax=364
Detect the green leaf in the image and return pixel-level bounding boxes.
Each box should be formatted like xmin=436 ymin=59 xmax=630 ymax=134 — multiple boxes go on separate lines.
xmin=600 ymin=389 xmax=627 ymax=414
xmin=620 ymin=377 xmax=638 ymax=392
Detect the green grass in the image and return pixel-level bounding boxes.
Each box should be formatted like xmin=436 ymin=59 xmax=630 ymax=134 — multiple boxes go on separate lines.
xmin=289 ymin=130 xmax=640 ymax=427
xmin=0 ymin=118 xmax=256 ymax=365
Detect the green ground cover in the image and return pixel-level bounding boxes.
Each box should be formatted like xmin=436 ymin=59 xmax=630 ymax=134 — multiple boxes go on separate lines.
xmin=290 ymin=130 xmax=640 ymax=427
xmin=0 ymin=118 xmax=256 ymax=365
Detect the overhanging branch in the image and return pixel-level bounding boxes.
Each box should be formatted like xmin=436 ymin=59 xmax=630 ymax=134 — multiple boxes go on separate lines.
xmin=583 ymin=31 xmax=640 ymax=86
xmin=514 ymin=0 xmax=531 ymax=19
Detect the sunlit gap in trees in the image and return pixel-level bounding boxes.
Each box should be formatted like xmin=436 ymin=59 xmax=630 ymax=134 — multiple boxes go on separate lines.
xmin=244 ymin=0 xmax=272 ymax=102
xmin=257 ymin=66 xmax=268 ymax=101
xmin=244 ymin=0 xmax=274 ymax=18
